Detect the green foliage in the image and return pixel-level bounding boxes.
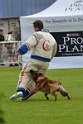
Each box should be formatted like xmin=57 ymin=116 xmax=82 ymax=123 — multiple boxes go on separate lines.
xmin=0 ymin=96 xmax=5 ymax=123
xmin=0 ymin=67 xmax=83 ymax=124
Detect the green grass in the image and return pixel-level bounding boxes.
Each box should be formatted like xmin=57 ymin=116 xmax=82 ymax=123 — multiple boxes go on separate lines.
xmin=0 ymin=67 xmax=83 ymax=124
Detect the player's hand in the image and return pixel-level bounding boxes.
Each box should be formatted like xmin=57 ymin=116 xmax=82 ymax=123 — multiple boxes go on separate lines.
xmin=16 ymin=51 xmax=21 ymax=56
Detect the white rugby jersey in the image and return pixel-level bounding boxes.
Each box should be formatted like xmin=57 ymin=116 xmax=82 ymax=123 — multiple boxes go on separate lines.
xmin=19 ymin=30 xmax=57 ymax=62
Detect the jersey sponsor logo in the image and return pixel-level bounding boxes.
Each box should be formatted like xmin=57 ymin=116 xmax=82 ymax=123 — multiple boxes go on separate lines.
xmin=42 ymin=40 xmax=51 ymax=51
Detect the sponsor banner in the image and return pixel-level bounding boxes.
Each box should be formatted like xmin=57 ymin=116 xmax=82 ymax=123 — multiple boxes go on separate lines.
xmin=51 ymin=31 xmax=83 ymax=57
xmin=65 ymin=0 xmax=83 ymax=11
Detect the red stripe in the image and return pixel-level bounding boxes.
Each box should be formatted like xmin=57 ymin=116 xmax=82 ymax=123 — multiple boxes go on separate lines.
xmin=33 ymin=34 xmax=38 ymax=45
xmin=27 ymin=88 xmax=31 ymax=93
xmin=19 ymin=65 xmax=27 ymax=83
xmin=25 ymin=43 xmax=30 ymax=50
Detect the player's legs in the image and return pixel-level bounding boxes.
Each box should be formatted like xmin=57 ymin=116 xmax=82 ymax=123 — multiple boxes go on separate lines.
xmin=10 ymin=60 xmax=37 ymax=100
xmin=10 ymin=59 xmax=49 ymax=101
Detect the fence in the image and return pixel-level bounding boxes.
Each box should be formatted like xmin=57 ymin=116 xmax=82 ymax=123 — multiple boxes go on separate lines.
xmin=0 ymin=41 xmax=22 ymax=66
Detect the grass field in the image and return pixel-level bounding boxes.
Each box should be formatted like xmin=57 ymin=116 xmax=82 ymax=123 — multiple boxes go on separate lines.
xmin=0 ymin=67 xmax=83 ymax=124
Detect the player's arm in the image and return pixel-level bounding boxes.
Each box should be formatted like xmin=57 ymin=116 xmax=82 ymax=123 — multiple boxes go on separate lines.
xmin=17 ymin=33 xmax=38 ymax=55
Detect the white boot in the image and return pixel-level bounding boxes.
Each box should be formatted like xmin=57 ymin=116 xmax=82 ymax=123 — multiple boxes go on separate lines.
xmin=10 ymin=91 xmax=23 ymax=100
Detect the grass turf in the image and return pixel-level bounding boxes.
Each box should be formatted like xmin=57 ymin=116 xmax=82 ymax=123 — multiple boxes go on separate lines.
xmin=0 ymin=67 xmax=83 ymax=124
